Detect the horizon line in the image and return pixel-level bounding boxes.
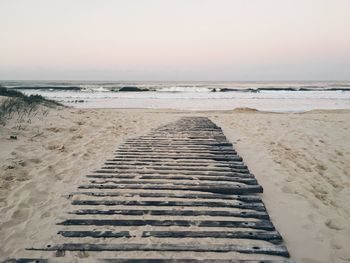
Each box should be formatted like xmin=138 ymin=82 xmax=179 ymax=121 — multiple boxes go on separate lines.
xmin=1 ymin=79 xmax=350 ymax=82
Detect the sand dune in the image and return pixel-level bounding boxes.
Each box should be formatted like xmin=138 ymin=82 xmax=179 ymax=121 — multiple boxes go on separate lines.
xmin=0 ymin=107 xmax=349 ymax=262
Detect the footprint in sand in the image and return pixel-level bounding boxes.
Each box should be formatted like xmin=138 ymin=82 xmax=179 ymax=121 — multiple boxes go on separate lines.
xmin=28 ymin=158 xmax=41 ymax=164
xmin=325 ymin=218 xmax=346 ymax=230
xmin=72 ymin=134 xmax=83 ymax=140
xmin=45 ymin=127 xmax=63 ymax=133
xmin=11 ymin=208 xmax=30 ymax=223
xmin=47 ymin=144 xmax=65 ymax=152
xmin=315 ymin=164 xmax=327 ymax=172
xmin=69 ymin=127 xmax=78 ymax=132
xmin=335 ymin=150 xmax=344 ymax=156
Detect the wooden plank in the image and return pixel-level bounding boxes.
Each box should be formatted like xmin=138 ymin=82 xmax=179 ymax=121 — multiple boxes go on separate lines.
xmin=115 ymin=151 xmax=238 ymax=156
xmin=126 ymin=138 xmax=225 ymax=141
xmin=71 ymin=199 xmax=265 ymax=211
xmin=118 ymin=144 xmax=232 ymax=148
xmin=69 ymin=191 xmax=262 ymax=202
xmin=122 ymin=141 xmax=230 ymax=144
xmin=78 ymin=184 xmax=264 ymax=195
xmin=141 ymin=137 xmax=226 ymax=140
xmin=123 ymin=143 xmax=230 ymax=146
xmin=102 ymin=165 xmax=250 ymax=174
xmin=93 ymin=169 xmax=252 ymax=178
xmin=28 ymin=243 xmax=289 ymax=257
xmin=97 ymin=168 xmax=249 ymax=174
xmin=141 ymin=230 xmax=282 ymax=243
xmin=57 ymin=219 xmax=274 ymax=230
xmin=70 ymin=208 xmax=269 ymax=219
xmin=110 ymin=156 xmax=243 ymax=162
xmin=111 ymin=156 xmax=242 ymax=161
xmin=116 ymin=150 xmax=236 ymax=155
xmin=122 ymin=143 xmax=234 ymax=147
xmin=107 ymin=158 xmax=244 ymax=166
xmin=58 ymin=230 xmax=131 ymax=238
xmin=57 ymin=230 xmax=282 ymax=243
xmin=99 ymin=166 xmax=250 ymax=174
xmin=117 ymin=146 xmax=235 ymax=151
xmin=87 ymin=175 xmax=256 ymax=184
xmin=104 ymin=162 xmax=249 ymax=170
xmin=114 ymin=153 xmax=238 ymax=157
xmin=141 ymin=137 xmax=225 ymax=139
xmin=89 ymin=178 xmax=258 ymax=186
xmin=120 ymin=141 xmax=232 ymax=145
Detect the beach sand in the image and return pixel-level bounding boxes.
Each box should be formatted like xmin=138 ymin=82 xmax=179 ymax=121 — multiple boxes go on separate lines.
xmin=0 ymin=106 xmax=349 ymax=262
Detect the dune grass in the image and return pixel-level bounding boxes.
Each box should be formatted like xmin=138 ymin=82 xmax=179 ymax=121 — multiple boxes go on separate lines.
xmin=0 ymin=86 xmax=63 ymax=126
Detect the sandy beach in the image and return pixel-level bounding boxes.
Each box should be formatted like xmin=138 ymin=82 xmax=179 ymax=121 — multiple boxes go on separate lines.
xmin=2 ymin=0 xmax=350 ymax=261
xmin=0 ymin=106 xmax=349 ymax=263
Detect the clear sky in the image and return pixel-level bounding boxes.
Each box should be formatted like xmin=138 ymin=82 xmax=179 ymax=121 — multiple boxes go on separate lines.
xmin=0 ymin=0 xmax=349 ymax=81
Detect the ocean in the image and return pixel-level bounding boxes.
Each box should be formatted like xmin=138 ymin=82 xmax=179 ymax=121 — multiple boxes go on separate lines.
xmin=1 ymin=81 xmax=350 ymax=112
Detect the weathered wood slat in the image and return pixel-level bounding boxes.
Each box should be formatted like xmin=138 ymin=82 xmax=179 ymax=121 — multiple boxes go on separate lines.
xmin=70 ymin=208 xmax=269 ymax=219
xmin=136 ymin=136 xmax=223 ymax=139
xmin=117 ymin=149 xmax=233 ymax=152
xmin=112 ymin=156 xmax=243 ymax=163
xmin=122 ymin=142 xmax=234 ymax=147
xmin=71 ymin=199 xmax=265 ymax=211
xmin=122 ymin=136 xmax=229 ymax=139
xmin=110 ymin=156 xmax=243 ymax=162
xmin=100 ymin=165 xmax=250 ymax=174
xmin=93 ymin=170 xmax=252 ymax=178
xmin=144 ymin=137 xmax=225 ymax=140
xmin=58 ymin=230 xmax=282 ymax=243
xmin=58 ymin=230 xmax=131 ymax=238
xmin=116 ymin=150 xmax=237 ymax=155
xmin=69 ymin=191 xmax=262 ymax=202
xmin=78 ymin=184 xmax=263 ymax=195
xmin=126 ymin=138 xmax=226 ymax=142
xmin=88 ymin=178 xmax=258 ymax=186
xmin=87 ymin=175 xmax=256 ymax=184
xmin=28 ymin=243 xmax=289 ymax=257
xmin=122 ymin=141 xmax=230 ymax=145
xmin=113 ymin=153 xmax=239 ymax=158
xmin=118 ymin=145 xmax=234 ymax=149
xmin=104 ymin=161 xmax=248 ymax=170
xmin=102 ymin=165 xmax=241 ymax=170
xmin=57 ymin=219 xmax=274 ymax=230
xmin=142 ymin=230 xmax=282 ymax=243
xmin=116 ymin=150 xmax=236 ymax=155
xmin=118 ymin=146 xmax=235 ymax=151
xmin=120 ymin=141 xmax=231 ymax=145
xmin=107 ymin=158 xmax=245 ymax=166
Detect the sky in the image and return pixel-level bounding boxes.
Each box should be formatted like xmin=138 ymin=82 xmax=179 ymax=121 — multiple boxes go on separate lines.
xmin=0 ymin=0 xmax=349 ymax=81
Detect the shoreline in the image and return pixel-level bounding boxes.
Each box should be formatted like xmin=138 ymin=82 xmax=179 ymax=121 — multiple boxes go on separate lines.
xmin=58 ymin=106 xmax=350 ymax=114
xmin=0 ymin=106 xmax=349 ymax=262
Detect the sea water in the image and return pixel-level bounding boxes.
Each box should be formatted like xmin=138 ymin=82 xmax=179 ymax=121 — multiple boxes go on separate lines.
xmin=1 ymin=81 xmax=350 ymax=112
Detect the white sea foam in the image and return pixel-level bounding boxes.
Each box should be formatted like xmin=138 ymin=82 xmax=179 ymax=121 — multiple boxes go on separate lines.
xmin=158 ymin=86 xmax=212 ymax=93
xmin=2 ymin=81 xmax=350 ymax=112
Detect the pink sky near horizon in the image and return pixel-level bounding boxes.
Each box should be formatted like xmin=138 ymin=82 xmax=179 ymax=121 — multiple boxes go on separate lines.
xmin=0 ymin=0 xmax=349 ymax=80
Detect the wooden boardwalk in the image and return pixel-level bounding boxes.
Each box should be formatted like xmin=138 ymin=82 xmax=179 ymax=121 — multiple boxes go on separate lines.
xmin=11 ymin=117 xmax=293 ymax=262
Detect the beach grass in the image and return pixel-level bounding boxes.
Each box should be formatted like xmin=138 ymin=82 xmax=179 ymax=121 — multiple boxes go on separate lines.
xmin=0 ymin=86 xmax=62 ymax=126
